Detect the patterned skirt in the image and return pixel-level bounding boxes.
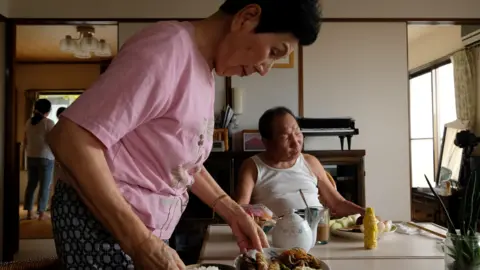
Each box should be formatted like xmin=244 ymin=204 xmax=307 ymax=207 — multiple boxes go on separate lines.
xmin=51 ymin=181 xmax=168 ymax=269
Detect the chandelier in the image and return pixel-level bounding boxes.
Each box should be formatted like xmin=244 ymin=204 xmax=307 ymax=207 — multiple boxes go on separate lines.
xmin=59 ymin=26 xmax=112 ymax=59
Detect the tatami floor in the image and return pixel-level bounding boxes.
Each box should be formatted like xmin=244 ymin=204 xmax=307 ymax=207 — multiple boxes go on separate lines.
xmin=15 ymin=239 xmax=56 ymax=261
xmin=16 ymin=204 xmax=56 ymax=261
xmin=19 ymin=204 xmax=53 ymax=240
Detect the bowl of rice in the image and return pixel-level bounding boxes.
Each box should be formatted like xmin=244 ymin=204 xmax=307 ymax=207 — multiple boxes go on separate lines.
xmin=186 ymin=263 xmax=236 ymax=270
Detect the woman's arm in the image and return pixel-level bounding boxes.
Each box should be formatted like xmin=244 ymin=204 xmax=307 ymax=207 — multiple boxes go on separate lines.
xmin=234 ymin=158 xmax=257 ymax=205
xmin=47 ymin=119 xmax=151 ymax=254
xmin=190 ymin=166 xmax=267 ymax=250
xmin=190 ymin=167 xmax=236 ymax=218
xmin=304 ymin=154 xmax=365 ymax=217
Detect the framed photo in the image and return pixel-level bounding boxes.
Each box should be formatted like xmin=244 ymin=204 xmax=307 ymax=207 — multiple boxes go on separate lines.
xmin=273 ymin=51 xmax=294 ymax=68
xmin=242 ymin=129 xmax=265 ymax=152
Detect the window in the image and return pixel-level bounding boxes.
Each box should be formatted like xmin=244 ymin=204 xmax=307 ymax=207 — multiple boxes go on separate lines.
xmin=409 ymin=61 xmax=456 ymax=188
xmin=38 ymin=93 xmax=81 ymax=124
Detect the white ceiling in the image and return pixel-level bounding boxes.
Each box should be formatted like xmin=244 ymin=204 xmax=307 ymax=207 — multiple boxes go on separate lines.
xmin=16 ymin=24 xmax=118 ymax=62
xmin=408 ymin=25 xmax=460 ymax=44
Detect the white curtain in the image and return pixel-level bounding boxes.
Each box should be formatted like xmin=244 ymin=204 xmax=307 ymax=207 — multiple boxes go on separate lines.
xmin=451 ymin=48 xmax=478 ymax=130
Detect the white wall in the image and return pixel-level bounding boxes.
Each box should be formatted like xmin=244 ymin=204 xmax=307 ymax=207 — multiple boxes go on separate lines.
xmin=231 ymin=49 xmax=299 ymax=128
xmin=7 ymin=0 xmax=480 ymax=19
xmin=303 ymin=23 xmax=410 ymax=221
xmin=408 ymin=26 xmax=463 ymax=70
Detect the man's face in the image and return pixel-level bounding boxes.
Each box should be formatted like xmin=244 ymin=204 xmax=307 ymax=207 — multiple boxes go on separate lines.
xmin=266 ymin=113 xmax=303 ymax=161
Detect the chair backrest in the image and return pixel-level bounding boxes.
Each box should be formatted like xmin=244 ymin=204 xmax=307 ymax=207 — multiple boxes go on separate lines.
xmin=318 ymin=171 xmax=337 ymax=207
xmin=325 ymin=171 xmax=337 ymax=190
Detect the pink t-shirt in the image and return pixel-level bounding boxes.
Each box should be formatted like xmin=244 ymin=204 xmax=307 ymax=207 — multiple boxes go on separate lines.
xmin=61 ymin=21 xmax=215 ymax=239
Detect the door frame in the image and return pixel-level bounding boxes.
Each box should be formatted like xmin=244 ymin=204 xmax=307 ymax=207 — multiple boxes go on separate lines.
xmin=2 ymin=19 xmax=18 ymax=262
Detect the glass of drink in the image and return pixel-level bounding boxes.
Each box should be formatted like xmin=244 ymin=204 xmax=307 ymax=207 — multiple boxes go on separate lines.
xmin=316 ymin=208 xmax=330 ymax=245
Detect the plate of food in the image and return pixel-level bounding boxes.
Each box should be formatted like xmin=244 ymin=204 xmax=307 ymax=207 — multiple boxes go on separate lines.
xmin=234 ymin=248 xmax=329 ymax=270
xmin=329 ymin=214 xmax=397 ymax=240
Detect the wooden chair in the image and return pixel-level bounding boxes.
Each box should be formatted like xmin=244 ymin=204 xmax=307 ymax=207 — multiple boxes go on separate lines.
xmin=325 ymin=171 xmax=337 ymax=190
xmin=0 ymin=257 xmax=61 ymax=270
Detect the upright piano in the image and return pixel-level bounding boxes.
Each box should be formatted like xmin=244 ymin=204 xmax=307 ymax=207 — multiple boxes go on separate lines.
xmin=297 ymin=117 xmax=359 ymax=150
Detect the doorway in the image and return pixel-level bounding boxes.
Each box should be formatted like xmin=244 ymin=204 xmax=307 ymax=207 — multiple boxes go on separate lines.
xmin=19 ymin=90 xmax=81 ymax=241
xmin=9 ymin=22 xmax=117 ymax=261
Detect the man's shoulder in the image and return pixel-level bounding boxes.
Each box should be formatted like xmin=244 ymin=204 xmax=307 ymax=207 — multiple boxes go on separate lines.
xmin=302 ymin=153 xmax=322 ymax=169
xmin=302 ymin=153 xmax=317 ymax=162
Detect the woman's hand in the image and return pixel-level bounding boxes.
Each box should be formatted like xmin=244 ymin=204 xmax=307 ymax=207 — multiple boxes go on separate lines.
xmin=129 ymin=234 xmax=185 ymax=270
xmin=225 ymin=204 xmax=269 ymax=253
xmin=190 ymin=168 xmax=269 ymax=253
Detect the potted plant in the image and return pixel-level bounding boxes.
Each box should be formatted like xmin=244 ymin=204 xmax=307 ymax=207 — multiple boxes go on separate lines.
xmin=425 ymin=170 xmax=480 ymax=270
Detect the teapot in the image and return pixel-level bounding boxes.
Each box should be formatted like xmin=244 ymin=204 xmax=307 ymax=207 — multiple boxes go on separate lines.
xmin=271 ymin=209 xmax=313 ymax=252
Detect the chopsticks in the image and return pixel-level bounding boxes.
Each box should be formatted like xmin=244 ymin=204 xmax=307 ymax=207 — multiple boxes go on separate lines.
xmin=406 ymin=222 xmax=447 ymax=239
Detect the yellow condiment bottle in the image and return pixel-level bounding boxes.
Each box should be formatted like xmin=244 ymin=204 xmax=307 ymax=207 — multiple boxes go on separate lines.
xmin=363 ymin=207 xmax=378 ymax=250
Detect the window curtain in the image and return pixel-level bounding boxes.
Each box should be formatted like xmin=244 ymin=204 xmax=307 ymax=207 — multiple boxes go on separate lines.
xmin=451 ymin=48 xmax=478 ymax=130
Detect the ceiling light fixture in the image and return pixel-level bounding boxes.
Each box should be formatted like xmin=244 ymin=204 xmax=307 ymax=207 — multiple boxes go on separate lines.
xmin=59 ymin=26 xmax=112 ymax=59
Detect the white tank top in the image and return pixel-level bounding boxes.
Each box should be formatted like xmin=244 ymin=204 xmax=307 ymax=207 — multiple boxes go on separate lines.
xmin=250 ymin=154 xmax=323 ymax=217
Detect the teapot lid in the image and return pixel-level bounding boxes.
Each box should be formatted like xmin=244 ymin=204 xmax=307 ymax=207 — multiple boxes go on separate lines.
xmin=279 ymin=209 xmax=305 ymax=222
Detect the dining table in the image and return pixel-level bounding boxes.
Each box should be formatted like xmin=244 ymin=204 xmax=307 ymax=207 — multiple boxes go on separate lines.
xmin=197 ymin=222 xmax=447 ymax=270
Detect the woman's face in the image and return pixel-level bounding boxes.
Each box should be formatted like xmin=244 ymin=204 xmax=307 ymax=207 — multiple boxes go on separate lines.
xmin=215 ymin=5 xmax=298 ymax=77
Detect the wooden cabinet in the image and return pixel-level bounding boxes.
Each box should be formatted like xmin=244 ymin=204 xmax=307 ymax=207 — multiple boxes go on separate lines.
xmin=411 ymin=189 xmax=462 ymax=228
xmin=172 ymin=150 xmax=366 ymax=264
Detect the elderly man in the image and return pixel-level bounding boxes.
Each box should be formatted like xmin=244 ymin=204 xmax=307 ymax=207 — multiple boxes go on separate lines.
xmin=235 ymin=106 xmax=366 ymax=217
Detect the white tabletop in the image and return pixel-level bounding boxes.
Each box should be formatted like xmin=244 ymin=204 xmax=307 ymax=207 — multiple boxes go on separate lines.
xmin=199 ymin=223 xmax=445 ymax=261
xmin=199 ymin=259 xmax=445 ymax=270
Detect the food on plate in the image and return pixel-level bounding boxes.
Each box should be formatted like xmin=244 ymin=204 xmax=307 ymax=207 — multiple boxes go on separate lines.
xmin=355 ymin=215 xmax=364 ymax=225
xmin=278 ymin=248 xmax=323 ymax=269
xmin=256 ymin=252 xmax=269 ymax=270
xmin=384 ymin=220 xmax=393 ymax=232
xmin=268 ymin=261 xmax=280 ymax=270
xmin=363 ymin=207 xmax=378 ymax=249
xmin=192 ymin=266 xmax=220 ymax=270
xmin=330 ymin=214 xmax=394 ymax=234
xmin=238 ymin=248 xmax=324 ymax=270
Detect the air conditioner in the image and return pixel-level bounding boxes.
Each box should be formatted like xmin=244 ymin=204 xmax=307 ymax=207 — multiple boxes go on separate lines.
xmin=461 ymin=25 xmax=480 ymax=46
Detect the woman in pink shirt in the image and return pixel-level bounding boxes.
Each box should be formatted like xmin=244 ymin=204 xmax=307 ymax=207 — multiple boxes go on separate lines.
xmin=47 ymin=0 xmax=322 ymax=269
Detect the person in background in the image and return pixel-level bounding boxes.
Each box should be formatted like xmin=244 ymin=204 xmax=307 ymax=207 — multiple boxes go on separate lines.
xmin=23 ymin=98 xmax=55 ymax=220
xmin=235 ymin=107 xmax=366 ymax=217
xmin=47 ymin=0 xmax=322 ymax=269
xmin=56 ymin=107 xmax=66 ymax=118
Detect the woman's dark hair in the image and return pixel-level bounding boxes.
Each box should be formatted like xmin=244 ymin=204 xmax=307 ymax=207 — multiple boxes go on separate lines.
xmin=56 ymin=107 xmax=66 ymax=118
xmin=258 ymin=106 xmax=297 ymax=140
xmin=31 ymin=99 xmax=51 ymax=126
xmin=219 ymin=0 xmax=322 ymax=46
